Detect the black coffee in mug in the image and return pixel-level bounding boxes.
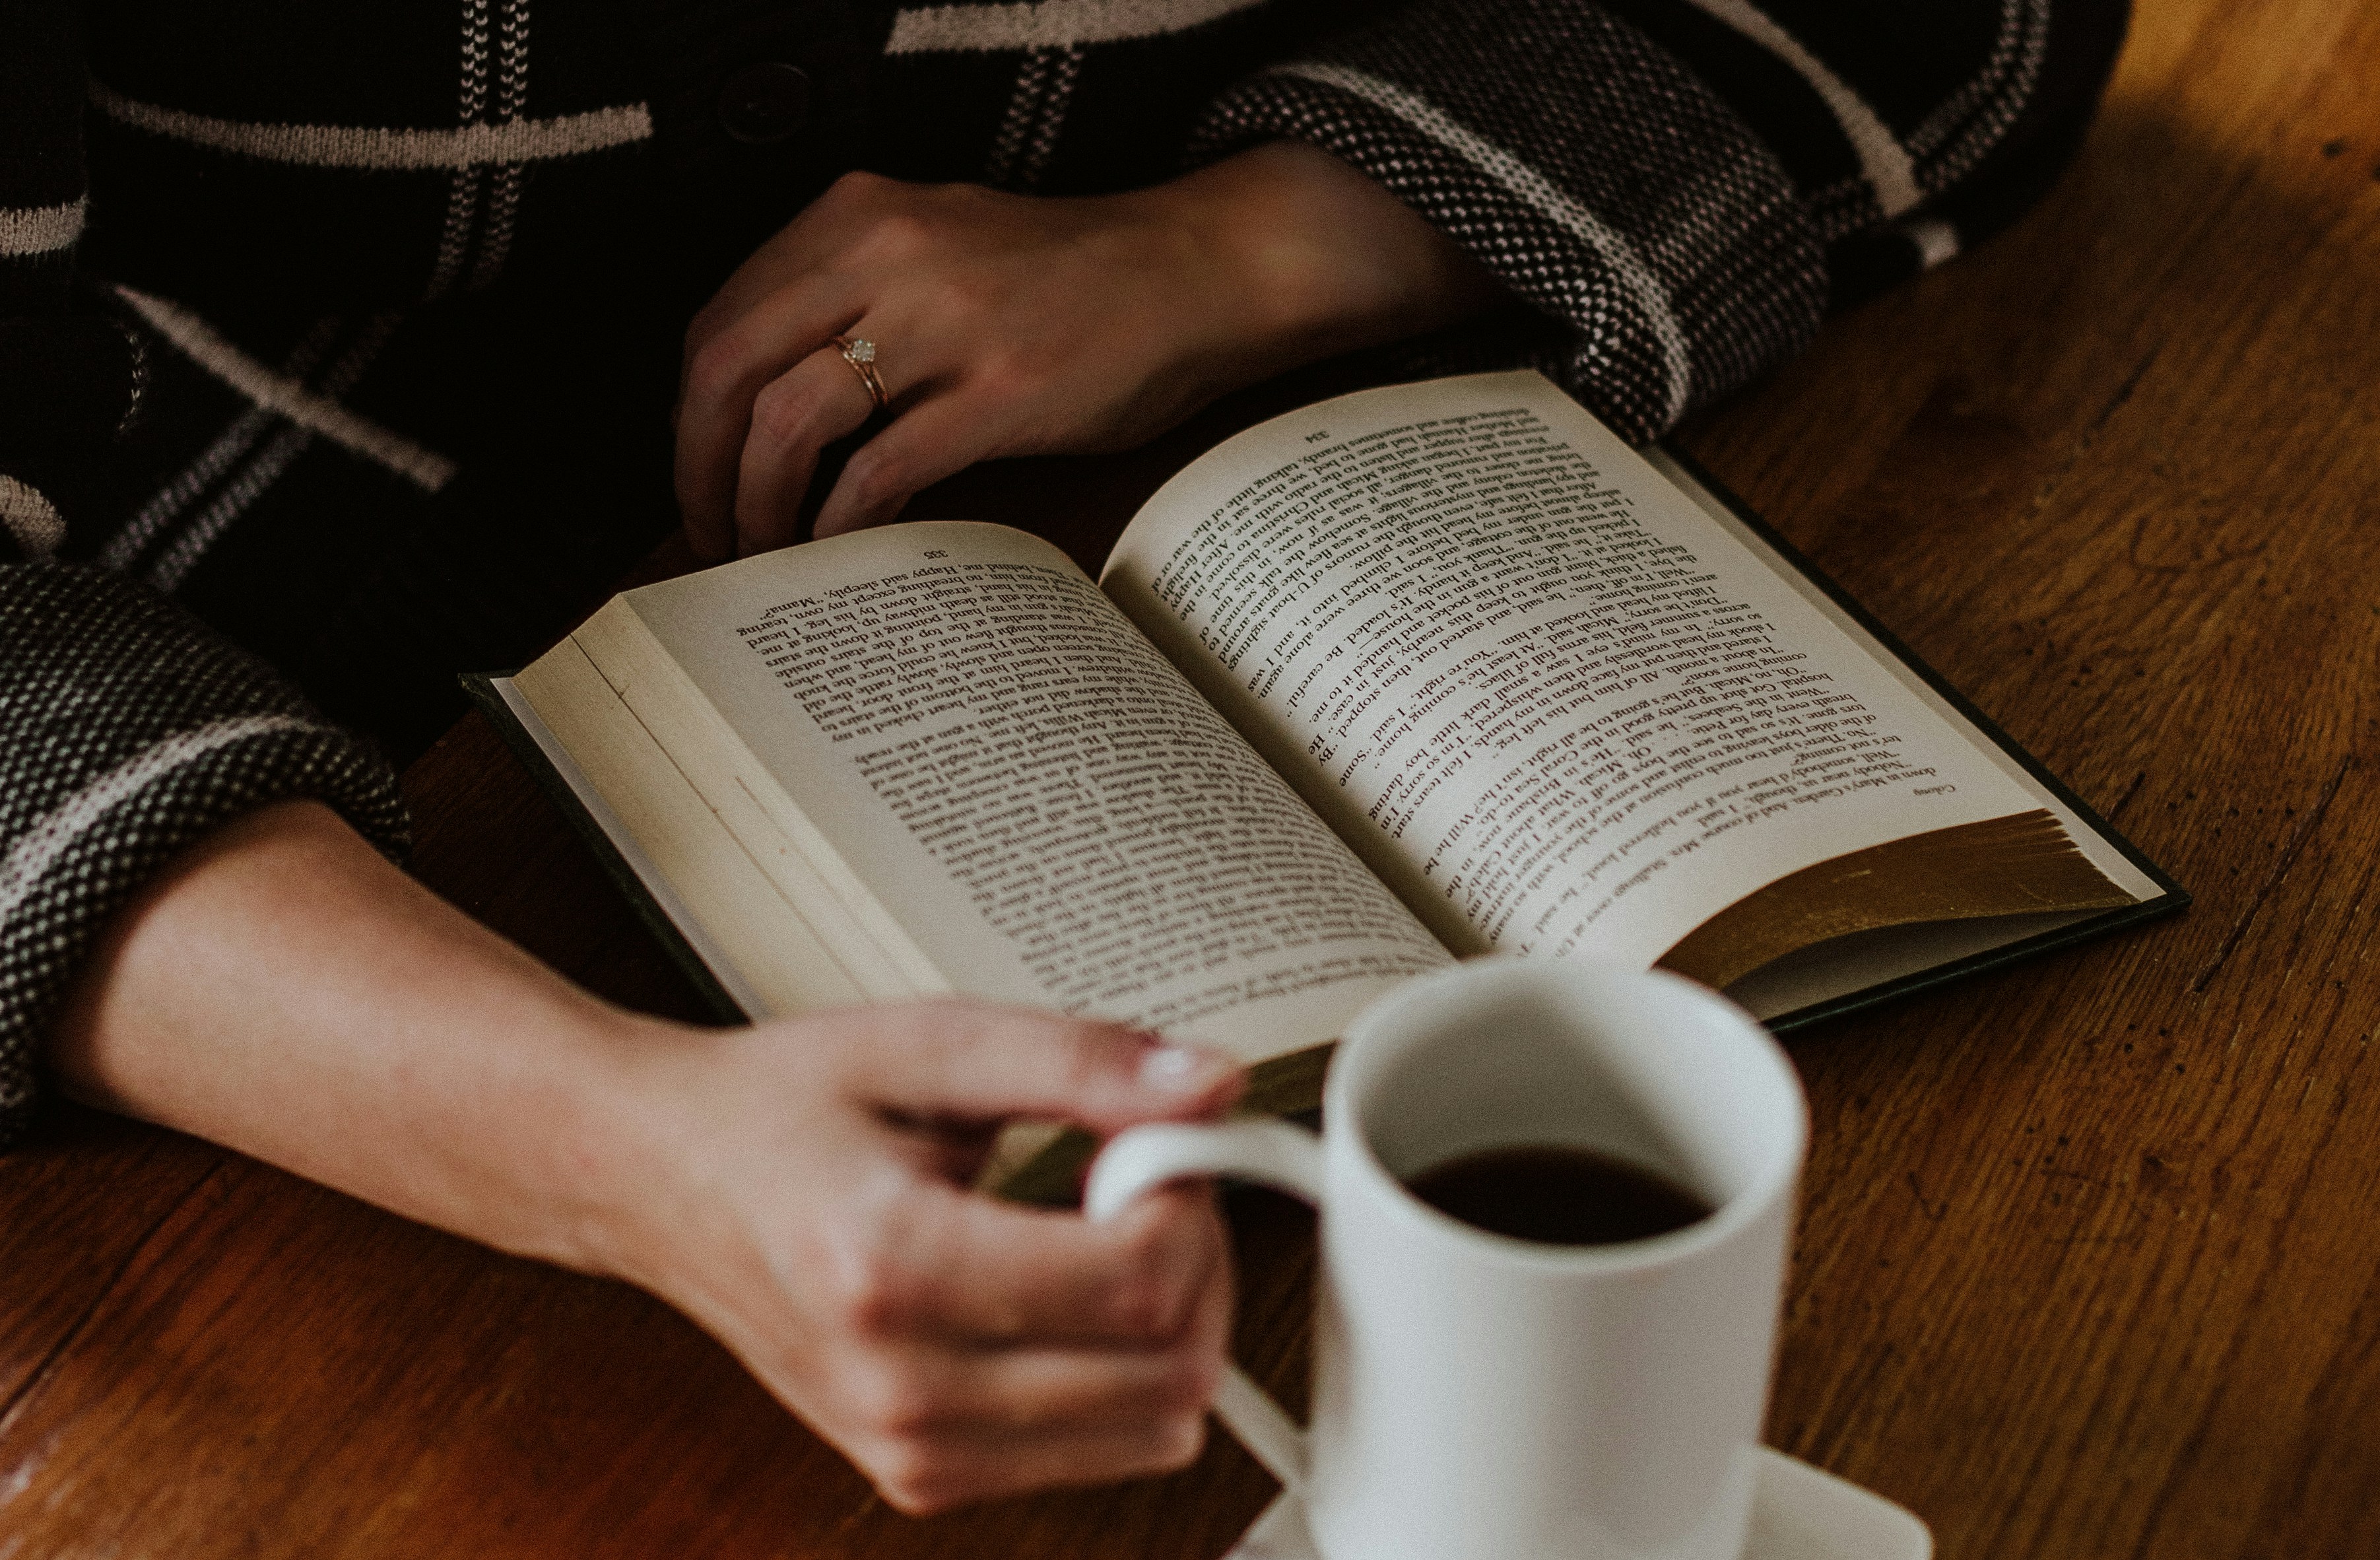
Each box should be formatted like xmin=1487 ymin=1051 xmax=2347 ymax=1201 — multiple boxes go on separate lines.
xmin=1405 ymin=1143 xmax=1714 ymax=1246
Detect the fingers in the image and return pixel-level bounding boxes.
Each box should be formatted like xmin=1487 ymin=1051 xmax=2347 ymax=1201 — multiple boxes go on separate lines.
xmin=843 ymin=1001 xmax=1243 ymax=1136
xmin=868 ymin=1406 xmax=1211 ymax=1516
xmin=692 ymin=318 xmax=967 ymax=557
xmin=716 ymin=338 xmax=1001 ymax=555
xmin=675 ymin=276 xmax=866 ymax=557
xmin=833 ymin=1176 xmax=1230 ymax=1347
xmin=831 ymin=1229 xmax=1231 ymax=1514
xmin=811 ymin=391 xmax=1007 ymax=538
xmin=729 ymin=347 xmax=882 ymax=555
xmin=848 ymin=1309 xmax=1223 ymax=1441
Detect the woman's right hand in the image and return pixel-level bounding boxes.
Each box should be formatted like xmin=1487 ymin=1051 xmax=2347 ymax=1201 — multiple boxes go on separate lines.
xmin=592 ymin=1001 xmax=1245 ymax=1514
xmin=51 ymin=802 xmax=1243 ymax=1518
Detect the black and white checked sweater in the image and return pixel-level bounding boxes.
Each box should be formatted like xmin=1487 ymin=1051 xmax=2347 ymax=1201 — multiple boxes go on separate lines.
xmin=0 ymin=0 xmax=2130 ymax=1144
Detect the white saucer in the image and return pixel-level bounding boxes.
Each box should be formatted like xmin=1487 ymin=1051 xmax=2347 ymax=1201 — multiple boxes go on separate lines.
xmin=1222 ymin=1446 xmax=1931 ymax=1559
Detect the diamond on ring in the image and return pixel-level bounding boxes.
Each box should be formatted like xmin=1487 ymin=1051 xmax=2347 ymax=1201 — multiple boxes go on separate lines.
xmin=833 ymin=335 xmax=888 ymax=411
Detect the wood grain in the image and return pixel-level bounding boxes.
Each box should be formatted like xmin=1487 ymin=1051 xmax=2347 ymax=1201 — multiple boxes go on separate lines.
xmin=5 ymin=1 xmax=2377 ymax=1553
xmin=1686 ymin=3 xmax=2380 ymax=1551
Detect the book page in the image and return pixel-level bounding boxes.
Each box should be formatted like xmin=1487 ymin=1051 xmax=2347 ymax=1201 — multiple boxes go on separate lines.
xmin=1102 ymin=372 xmax=2059 ymax=969
xmin=618 ymin=522 xmax=1451 ymax=1060
xmin=1650 ymin=447 xmax=2164 ymax=906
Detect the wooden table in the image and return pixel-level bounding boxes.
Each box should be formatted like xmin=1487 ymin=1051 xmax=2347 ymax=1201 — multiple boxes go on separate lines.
xmin=6 ymin=3 xmax=2376 ymax=1553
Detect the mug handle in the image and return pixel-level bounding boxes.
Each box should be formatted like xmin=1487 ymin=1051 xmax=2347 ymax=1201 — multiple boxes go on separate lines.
xmin=1084 ymin=1120 xmax=1325 ymax=1495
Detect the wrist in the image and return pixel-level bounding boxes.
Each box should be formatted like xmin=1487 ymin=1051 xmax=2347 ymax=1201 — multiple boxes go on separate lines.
xmin=502 ymin=1005 xmax=708 ymax=1284
xmin=1129 ymin=141 xmax=1502 ymax=373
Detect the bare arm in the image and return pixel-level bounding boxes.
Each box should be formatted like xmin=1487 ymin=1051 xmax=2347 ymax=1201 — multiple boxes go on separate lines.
xmin=52 ymin=800 xmax=638 ymax=1260
xmin=51 ymin=799 xmax=1245 ymax=1514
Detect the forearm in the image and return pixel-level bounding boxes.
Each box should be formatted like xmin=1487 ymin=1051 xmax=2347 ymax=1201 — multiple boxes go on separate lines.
xmin=1119 ymin=139 xmax=1506 ymax=386
xmin=49 ymin=798 xmax=647 ymax=1274
xmin=43 ymin=799 xmax=1249 ymax=1512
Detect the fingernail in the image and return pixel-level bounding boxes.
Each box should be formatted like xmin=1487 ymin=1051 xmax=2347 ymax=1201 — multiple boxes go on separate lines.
xmin=1139 ymin=1043 xmax=1232 ymax=1093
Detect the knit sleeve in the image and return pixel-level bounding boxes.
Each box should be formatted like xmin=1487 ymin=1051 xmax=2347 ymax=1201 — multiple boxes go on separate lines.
xmin=0 ymin=562 xmax=411 ymax=1147
xmin=1193 ymin=0 xmax=2131 ymax=442
xmin=0 ymin=5 xmax=409 ymax=1146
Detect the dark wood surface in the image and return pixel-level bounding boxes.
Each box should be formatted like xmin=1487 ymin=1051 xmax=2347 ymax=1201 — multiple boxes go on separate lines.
xmin=6 ymin=2 xmax=2377 ymax=1553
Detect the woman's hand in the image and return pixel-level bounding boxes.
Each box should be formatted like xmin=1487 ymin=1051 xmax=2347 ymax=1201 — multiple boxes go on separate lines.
xmin=599 ymin=1002 xmax=1245 ymax=1514
xmin=53 ymin=801 xmax=1245 ymax=1516
xmin=675 ymin=141 xmax=1502 ymax=556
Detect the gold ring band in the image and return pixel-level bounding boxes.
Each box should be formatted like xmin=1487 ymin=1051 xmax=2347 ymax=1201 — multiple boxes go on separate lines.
xmin=832 ymin=335 xmax=888 ymax=411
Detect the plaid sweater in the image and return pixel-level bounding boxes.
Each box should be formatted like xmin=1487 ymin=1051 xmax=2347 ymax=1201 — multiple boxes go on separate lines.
xmin=0 ymin=0 xmax=2129 ymax=1143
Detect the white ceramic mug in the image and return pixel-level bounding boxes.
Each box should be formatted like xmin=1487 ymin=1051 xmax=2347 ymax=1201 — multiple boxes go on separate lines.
xmin=1086 ymin=958 xmax=1808 ymax=1560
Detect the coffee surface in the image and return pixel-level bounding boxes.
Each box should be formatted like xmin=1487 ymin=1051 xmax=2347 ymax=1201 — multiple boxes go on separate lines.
xmin=1404 ymin=1144 xmax=1713 ymax=1246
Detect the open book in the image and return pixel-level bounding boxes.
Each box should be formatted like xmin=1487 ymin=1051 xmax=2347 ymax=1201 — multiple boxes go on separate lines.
xmin=471 ymin=372 xmax=2180 ymax=1184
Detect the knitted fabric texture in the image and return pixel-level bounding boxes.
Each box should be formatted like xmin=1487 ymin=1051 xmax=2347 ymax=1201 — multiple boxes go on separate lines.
xmin=0 ymin=564 xmax=408 ymax=1143
xmin=1195 ymin=0 xmax=1828 ymax=442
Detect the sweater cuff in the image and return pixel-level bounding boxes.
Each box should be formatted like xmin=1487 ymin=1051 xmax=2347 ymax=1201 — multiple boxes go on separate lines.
xmin=0 ymin=563 xmax=408 ymax=1147
xmin=1191 ymin=0 xmax=1826 ymax=442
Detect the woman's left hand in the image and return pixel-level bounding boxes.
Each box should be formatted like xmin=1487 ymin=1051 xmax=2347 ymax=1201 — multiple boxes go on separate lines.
xmin=673 ymin=141 xmax=1500 ymax=557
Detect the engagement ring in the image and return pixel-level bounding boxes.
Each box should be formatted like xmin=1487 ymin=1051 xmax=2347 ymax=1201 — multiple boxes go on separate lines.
xmin=834 ymin=335 xmax=888 ymax=411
